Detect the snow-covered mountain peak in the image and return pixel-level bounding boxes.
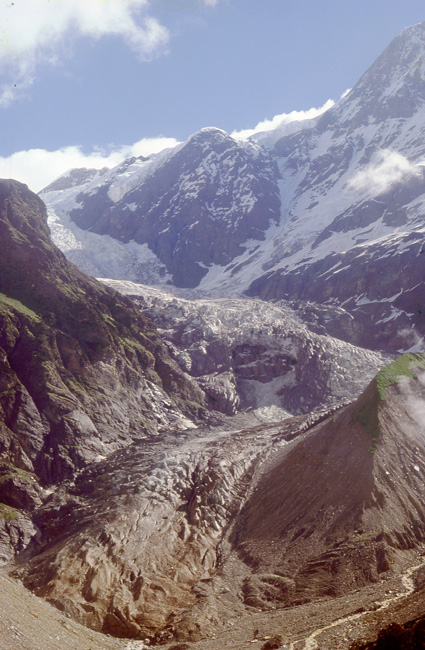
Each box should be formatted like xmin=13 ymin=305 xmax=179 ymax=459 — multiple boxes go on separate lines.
xmin=40 ymin=22 xmax=425 ymax=352
xmin=42 ymin=166 xmax=109 ymax=193
xmin=183 ymin=125 xmax=263 ymax=158
xmin=398 ymin=20 xmax=425 ymax=45
xmin=184 ymin=126 xmax=232 ymax=150
xmin=330 ymin=20 xmax=425 ymax=127
xmin=189 ymin=126 xmax=229 ymax=139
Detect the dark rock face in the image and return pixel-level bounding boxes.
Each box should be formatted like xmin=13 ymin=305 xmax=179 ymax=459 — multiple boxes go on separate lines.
xmin=249 ymin=227 xmax=425 ymax=352
xmin=351 ymin=619 xmax=425 ymax=650
xmin=0 ymin=179 xmax=206 ymax=561
xmin=68 ymin=129 xmax=281 ymax=287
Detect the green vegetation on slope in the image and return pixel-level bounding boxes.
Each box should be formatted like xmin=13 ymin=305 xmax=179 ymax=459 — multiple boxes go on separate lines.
xmin=351 ymin=352 xmax=425 ymax=448
xmin=0 ymin=293 xmax=40 ymax=321
xmin=376 ymin=352 xmax=425 ymax=400
xmin=0 ymin=504 xmax=20 ymax=521
xmin=0 ymin=179 xmax=206 ymax=489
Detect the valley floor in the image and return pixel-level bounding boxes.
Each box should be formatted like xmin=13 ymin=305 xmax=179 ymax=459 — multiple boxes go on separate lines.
xmin=2 ymin=554 xmax=425 ymax=650
xmin=5 ymin=380 xmax=425 ymax=650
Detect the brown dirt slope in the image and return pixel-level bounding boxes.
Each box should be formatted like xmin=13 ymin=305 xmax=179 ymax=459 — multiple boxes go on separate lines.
xmin=227 ymin=357 xmax=425 ymax=608
xmin=0 ymin=568 xmax=126 ymax=650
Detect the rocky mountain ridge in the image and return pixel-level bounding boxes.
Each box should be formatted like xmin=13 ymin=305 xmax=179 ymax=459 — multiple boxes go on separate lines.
xmin=44 ymin=129 xmax=280 ymax=288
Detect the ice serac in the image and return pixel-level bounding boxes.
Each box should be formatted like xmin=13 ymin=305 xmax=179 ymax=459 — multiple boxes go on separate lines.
xmin=45 ymin=127 xmax=281 ymax=288
xmin=0 ymin=179 xmax=205 ymax=563
xmin=105 ymin=280 xmax=389 ymax=418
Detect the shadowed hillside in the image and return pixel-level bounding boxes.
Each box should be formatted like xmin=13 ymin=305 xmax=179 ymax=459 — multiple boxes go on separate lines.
xmin=0 ymin=179 xmax=206 ymax=563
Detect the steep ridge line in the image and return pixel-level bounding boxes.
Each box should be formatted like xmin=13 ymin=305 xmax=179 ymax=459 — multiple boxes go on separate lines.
xmin=290 ymin=557 xmax=425 ymax=650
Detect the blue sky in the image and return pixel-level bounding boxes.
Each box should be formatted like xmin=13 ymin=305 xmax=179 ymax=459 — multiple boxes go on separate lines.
xmin=0 ymin=0 xmax=424 ymax=190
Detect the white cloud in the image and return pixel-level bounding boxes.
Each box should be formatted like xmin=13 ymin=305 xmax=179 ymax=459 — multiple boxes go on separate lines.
xmin=231 ymin=99 xmax=336 ymax=140
xmin=0 ymin=0 xmax=169 ymax=106
xmin=349 ymin=149 xmax=423 ymax=195
xmin=396 ymin=370 xmax=425 ymax=433
xmin=0 ymin=137 xmax=180 ymax=193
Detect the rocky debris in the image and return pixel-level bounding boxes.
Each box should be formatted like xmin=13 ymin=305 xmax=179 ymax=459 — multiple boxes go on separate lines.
xmin=261 ymin=635 xmax=283 ymax=650
xmin=16 ymin=417 xmax=290 ymax=640
xmin=0 ymin=567 xmax=126 ymax=650
xmin=161 ymin=359 xmax=425 ymax=648
xmin=228 ymin=356 xmax=425 ymax=611
xmin=7 ymin=355 xmax=425 ymax=648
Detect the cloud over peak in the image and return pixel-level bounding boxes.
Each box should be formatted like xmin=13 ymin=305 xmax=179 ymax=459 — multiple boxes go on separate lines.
xmin=0 ymin=137 xmax=181 ymax=193
xmin=231 ymin=99 xmax=336 ymax=141
xmin=349 ymin=149 xmax=423 ymax=195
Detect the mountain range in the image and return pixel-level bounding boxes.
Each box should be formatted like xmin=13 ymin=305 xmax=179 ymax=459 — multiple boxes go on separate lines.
xmin=42 ymin=21 xmax=425 ymax=354
xmin=2 ymin=19 xmax=425 ymax=650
